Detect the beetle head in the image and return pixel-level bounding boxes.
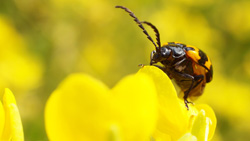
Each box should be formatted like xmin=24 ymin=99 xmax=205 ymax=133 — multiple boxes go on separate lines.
xmin=150 ymin=47 xmax=171 ymax=65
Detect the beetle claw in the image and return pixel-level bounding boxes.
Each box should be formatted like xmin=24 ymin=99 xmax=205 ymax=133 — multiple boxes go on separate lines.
xmin=184 ymin=99 xmax=193 ymax=110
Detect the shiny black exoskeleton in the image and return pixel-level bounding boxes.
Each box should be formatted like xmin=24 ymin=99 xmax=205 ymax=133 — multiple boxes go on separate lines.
xmin=116 ymin=6 xmax=213 ymax=110
xmin=150 ymin=42 xmax=212 ymax=109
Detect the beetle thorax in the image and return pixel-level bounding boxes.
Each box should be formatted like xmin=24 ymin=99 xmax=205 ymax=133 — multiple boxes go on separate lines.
xmin=150 ymin=46 xmax=186 ymax=65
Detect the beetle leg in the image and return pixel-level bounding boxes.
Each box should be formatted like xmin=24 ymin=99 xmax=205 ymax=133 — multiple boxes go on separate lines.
xmin=173 ymin=73 xmax=194 ymax=110
xmin=183 ymin=75 xmax=204 ymax=110
xmin=172 ymin=71 xmax=204 ymax=110
xmin=173 ymin=57 xmax=187 ymax=67
xmin=192 ymin=75 xmax=204 ymax=89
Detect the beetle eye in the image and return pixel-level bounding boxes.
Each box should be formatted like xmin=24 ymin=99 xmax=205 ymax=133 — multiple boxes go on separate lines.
xmin=161 ymin=47 xmax=171 ymax=58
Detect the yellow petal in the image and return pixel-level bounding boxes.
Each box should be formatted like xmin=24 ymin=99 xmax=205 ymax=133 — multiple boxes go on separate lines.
xmin=111 ymin=73 xmax=158 ymax=140
xmin=0 ymin=101 xmax=4 ymax=137
xmin=108 ymin=124 xmax=122 ymax=141
xmin=45 ymin=73 xmax=158 ymax=141
xmin=139 ymin=66 xmax=198 ymax=139
xmin=190 ymin=110 xmax=208 ymax=141
xmin=152 ymin=129 xmax=171 ymax=141
xmin=195 ymin=104 xmax=217 ymax=140
xmin=138 ymin=66 xmax=216 ymax=140
xmin=178 ymin=133 xmax=197 ymax=141
xmin=45 ymin=73 xmax=110 ymax=140
xmin=1 ymin=88 xmax=24 ymax=141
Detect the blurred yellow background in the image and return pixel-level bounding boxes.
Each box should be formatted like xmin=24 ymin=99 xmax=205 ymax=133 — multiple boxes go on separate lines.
xmin=1 ymin=0 xmax=250 ymax=140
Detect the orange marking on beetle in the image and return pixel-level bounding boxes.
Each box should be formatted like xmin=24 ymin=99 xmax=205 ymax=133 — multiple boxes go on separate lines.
xmin=185 ymin=45 xmax=201 ymax=62
xmin=204 ymin=56 xmax=212 ymax=70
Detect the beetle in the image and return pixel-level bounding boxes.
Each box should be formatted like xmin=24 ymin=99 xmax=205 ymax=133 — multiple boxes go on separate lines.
xmin=115 ymin=6 xmax=213 ymax=110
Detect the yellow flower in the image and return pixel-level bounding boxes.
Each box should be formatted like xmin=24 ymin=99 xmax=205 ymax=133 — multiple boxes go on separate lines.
xmin=45 ymin=71 xmax=158 ymax=140
xmin=0 ymin=16 xmax=43 ymax=93
xmin=45 ymin=66 xmax=216 ymax=141
xmin=138 ymin=66 xmax=216 ymax=141
xmin=0 ymin=88 xmax=24 ymax=141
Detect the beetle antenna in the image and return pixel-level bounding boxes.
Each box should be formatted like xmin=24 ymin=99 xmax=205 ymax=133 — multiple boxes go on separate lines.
xmin=141 ymin=21 xmax=161 ymax=50
xmin=115 ymin=6 xmax=159 ymax=51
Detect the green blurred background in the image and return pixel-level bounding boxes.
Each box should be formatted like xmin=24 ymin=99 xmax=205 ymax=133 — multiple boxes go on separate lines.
xmin=1 ymin=0 xmax=250 ymax=140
